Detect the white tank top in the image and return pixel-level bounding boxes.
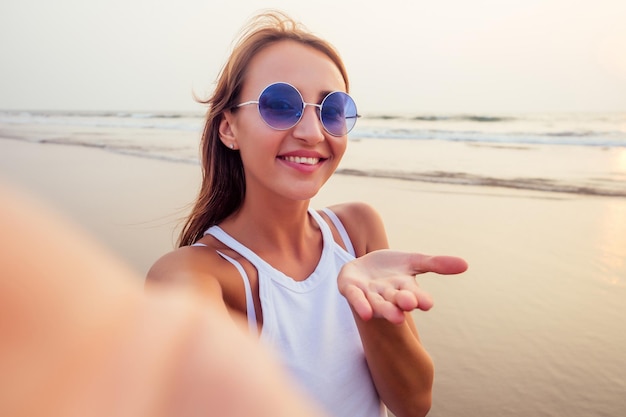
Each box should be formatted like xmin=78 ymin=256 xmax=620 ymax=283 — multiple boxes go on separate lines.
xmin=201 ymin=208 xmax=386 ymax=417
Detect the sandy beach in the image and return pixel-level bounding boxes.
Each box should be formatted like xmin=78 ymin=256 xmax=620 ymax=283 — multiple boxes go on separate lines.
xmin=0 ymin=138 xmax=198 ymax=275
xmin=1 ymin=136 xmax=625 ymax=416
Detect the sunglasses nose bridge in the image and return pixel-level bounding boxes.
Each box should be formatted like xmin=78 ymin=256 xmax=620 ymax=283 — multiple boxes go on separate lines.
xmin=293 ymin=102 xmax=325 ymax=139
xmin=298 ymin=102 xmax=321 ymax=121
xmin=302 ymin=101 xmax=322 ymax=111
xmin=301 ymin=102 xmax=323 ymax=122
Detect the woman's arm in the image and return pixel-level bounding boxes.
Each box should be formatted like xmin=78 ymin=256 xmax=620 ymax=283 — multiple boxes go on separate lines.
xmin=333 ymin=203 xmax=468 ymax=417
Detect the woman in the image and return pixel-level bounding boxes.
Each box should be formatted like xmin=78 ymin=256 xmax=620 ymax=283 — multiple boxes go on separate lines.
xmin=148 ymin=11 xmax=467 ymax=417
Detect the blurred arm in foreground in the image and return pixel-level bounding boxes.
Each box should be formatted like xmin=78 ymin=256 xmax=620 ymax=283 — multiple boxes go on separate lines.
xmin=0 ymin=180 xmax=327 ymax=417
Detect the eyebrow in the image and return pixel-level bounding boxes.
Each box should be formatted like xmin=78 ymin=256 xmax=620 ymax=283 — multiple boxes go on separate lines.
xmin=315 ymin=90 xmax=334 ymax=103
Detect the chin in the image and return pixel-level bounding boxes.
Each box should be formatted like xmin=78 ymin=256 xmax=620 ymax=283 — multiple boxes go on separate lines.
xmin=283 ymin=184 xmax=324 ymax=201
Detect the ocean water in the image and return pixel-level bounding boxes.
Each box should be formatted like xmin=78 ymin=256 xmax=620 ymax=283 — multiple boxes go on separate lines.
xmin=1 ymin=110 xmax=625 ymax=198
xmin=2 ymin=110 xmax=625 ymax=147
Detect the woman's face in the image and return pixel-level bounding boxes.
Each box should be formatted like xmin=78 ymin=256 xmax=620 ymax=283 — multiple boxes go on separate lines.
xmin=222 ymin=40 xmax=349 ymax=202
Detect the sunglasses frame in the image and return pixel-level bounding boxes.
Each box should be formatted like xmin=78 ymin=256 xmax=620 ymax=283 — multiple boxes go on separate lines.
xmin=234 ymin=82 xmax=359 ymax=137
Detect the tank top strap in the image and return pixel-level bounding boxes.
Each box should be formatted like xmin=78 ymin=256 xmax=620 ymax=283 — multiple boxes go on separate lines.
xmin=319 ymin=207 xmax=356 ymax=257
xmin=308 ymin=208 xmax=339 ymax=250
xmin=204 ymin=226 xmax=270 ymax=271
xmin=206 ymin=209 xmax=336 ymax=268
xmin=214 ymin=250 xmax=258 ymax=334
xmin=190 ymin=240 xmax=258 ymax=333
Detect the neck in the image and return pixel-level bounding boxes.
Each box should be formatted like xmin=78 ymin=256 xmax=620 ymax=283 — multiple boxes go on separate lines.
xmin=219 ymin=196 xmax=323 ymax=281
xmin=221 ymin=194 xmax=317 ymax=254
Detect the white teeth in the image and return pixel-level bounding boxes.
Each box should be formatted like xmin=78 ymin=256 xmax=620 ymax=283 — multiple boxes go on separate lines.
xmin=283 ymin=156 xmax=320 ymax=165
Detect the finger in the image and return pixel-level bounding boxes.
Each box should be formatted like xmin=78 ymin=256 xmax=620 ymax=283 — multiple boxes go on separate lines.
xmin=366 ymin=292 xmax=405 ymax=324
xmin=397 ymin=278 xmax=433 ymax=311
xmin=378 ymin=278 xmax=430 ymax=312
xmin=411 ymin=254 xmax=468 ymax=275
xmin=394 ymin=289 xmax=419 ymax=311
xmin=414 ymin=289 xmax=434 ymax=311
xmin=342 ymin=285 xmax=373 ymax=321
xmin=379 ymin=285 xmax=416 ymax=309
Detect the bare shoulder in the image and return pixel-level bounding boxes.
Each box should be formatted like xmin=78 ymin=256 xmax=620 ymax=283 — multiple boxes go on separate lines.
xmin=146 ymin=244 xmax=226 ymax=301
xmin=326 ymin=201 xmax=382 ymax=227
xmin=324 ymin=202 xmax=389 ymax=255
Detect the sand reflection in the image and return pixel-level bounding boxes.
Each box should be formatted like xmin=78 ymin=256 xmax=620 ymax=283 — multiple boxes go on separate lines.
xmin=597 ymin=199 xmax=626 ymax=287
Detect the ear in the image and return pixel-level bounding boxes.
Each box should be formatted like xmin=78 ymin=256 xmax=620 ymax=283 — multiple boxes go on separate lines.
xmin=219 ymin=111 xmax=238 ymax=149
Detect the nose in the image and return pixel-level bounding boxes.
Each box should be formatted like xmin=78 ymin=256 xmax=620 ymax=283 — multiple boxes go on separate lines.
xmin=292 ymin=104 xmax=325 ymax=144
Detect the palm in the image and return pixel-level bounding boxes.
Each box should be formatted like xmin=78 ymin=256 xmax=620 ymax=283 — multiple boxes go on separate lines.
xmin=337 ymin=250 xmax=467 ymax=324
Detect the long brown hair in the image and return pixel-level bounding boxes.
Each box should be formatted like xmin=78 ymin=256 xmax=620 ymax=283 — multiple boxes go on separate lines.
xmin=178 ymin=10 xmax=351 ymax=247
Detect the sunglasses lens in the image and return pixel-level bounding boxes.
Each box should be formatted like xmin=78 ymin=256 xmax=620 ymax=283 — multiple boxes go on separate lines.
xmin=321 ymin=92 xmax=358 ymax=136
xmin=258 ymin=83 xmax=303 ymax=130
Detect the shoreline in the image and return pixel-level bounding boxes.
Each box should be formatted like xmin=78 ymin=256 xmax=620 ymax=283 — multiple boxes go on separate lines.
xmin=3 ymin=132 xmax=625 ymax=199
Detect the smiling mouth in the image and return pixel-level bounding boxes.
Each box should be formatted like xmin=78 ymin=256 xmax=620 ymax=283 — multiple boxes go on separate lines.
xmin=280 ymin=155 xmax=323 ymax=165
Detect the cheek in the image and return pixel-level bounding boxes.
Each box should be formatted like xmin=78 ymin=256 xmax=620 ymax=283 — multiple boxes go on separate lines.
xmin=235 ymin=115 xmax=276 ymax=148
xmin=332 ymin=138 xmax=348 ymax=161
xmin=238 ymin=129 xmax=284 ymax=165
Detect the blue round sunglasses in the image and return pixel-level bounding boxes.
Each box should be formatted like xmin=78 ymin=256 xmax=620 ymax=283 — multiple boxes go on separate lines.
xmin=234 ymin=82 xmax=360 ymax=137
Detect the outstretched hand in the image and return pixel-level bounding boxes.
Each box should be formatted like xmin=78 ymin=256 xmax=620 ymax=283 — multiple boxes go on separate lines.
xmin=337 ymin=250 xmax=468 ymax=324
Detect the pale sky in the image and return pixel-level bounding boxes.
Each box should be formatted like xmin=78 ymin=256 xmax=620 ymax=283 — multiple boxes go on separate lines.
xmin=1 ymin=0 xmax=625 ymax=114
